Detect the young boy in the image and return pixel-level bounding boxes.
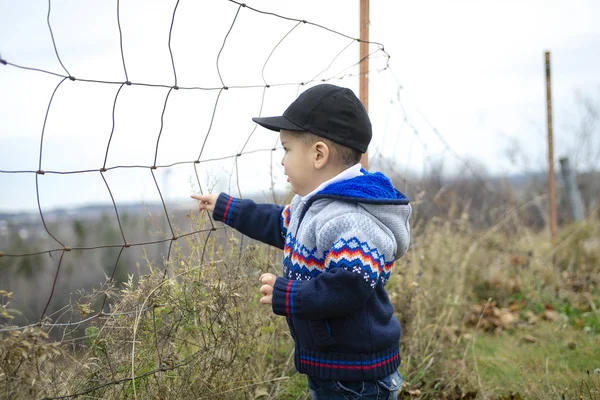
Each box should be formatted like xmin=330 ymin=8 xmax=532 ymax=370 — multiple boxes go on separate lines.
xmin=191 ymin=84 xmax=411 ymax=399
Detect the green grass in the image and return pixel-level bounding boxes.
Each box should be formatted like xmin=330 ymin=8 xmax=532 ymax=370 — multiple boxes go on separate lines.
xmin=467 ymin=322 xmax=600 ymax=399
xmin=277 ymin=372 xmax=310 ymax=399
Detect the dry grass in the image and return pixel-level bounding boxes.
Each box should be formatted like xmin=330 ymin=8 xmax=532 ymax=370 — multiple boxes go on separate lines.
xmin=1 ymin=205 xmax=599 ymax=399
xmin=391 ymin=204 xmax=600 ymax=399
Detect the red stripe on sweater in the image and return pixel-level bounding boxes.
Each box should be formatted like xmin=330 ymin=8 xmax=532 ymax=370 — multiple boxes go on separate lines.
xmin=325 ymin=248 xmax=380 ymax=272
xmin=300 ymin=353 xmax=399 ymax=370
xmin=285 ymin=280 xmax=293 ymax=316
xmin=222 ymin=196 xmax=234 ymax=223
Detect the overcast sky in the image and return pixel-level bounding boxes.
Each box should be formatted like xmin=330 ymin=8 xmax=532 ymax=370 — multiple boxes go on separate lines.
xmin=1 ymin=0 xmax=599 ymax=213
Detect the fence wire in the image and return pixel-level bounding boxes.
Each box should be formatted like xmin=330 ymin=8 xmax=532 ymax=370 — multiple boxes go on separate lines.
xmin=0 ymin=0 xmax=388 ymax=334
xmin=0 ymin=2 xmax=512 ymax=398
xmin=0 ymin=0 xmax=495 ymax=338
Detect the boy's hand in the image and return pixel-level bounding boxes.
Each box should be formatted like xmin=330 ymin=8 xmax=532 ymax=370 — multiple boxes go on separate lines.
xmin=191 ymin=193 xmax=218 ymax=213
xmin=259 ymin=273 xmax=277 ymax=305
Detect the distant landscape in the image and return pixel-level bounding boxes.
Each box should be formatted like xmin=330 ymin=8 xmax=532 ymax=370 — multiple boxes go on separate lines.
xmin=1 ymin=168 xmax=596 ymax=329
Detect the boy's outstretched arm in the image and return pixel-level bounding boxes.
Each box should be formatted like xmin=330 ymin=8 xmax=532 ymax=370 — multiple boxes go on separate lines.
xmin=191 ymin=193 xmax=290 ymax=250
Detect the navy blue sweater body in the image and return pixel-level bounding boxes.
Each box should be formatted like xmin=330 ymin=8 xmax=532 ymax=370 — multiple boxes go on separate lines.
xmin=212 ymin=171 xmax=411 ymax=381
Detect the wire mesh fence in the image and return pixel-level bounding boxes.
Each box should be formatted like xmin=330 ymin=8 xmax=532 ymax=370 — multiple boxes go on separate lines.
xmin=0 ymin=1 xmax=510 ymax=398
xmin=0 ymin=1 xmax=398 ymax=398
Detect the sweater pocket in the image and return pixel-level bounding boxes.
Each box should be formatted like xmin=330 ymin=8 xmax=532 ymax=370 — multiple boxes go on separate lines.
xmin=309 ymin=319 xmax=336 ymax=348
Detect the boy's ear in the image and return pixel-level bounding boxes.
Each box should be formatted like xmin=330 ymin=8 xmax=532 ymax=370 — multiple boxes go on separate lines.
xmin=313 ymin=141 xmax=330 ymax=170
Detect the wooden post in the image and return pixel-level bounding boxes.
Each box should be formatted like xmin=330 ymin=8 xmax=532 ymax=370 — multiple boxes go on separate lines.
xmin=359 ymin=0 xmax=369 ymax=170
xmin=545 ymin=51 xmax=558 ymax=244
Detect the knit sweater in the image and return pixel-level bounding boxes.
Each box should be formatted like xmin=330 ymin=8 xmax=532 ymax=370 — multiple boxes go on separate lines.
xmin=212 ymin=169 xmax=411 ymax=381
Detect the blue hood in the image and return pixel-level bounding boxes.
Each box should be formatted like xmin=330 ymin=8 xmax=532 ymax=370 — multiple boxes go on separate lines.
xmin=316 ymin=169 xmax=409 ymax=205
xmin=305 ymin=170 xmax=411 ymax=260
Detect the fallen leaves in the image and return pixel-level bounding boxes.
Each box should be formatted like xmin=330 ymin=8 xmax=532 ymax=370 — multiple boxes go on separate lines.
xmin=541 ymin=309 xmax=560 ymax=322
xmin=524 ymin=310 xmax=538 ymax=324
xmin=521 ymin=334 xmax=537 ymax=343
xmin=467 ymin=300 xmax=571 ymax=334
xmin=399 ymin=382 xmax=477 ymax=400
xmin=468 ymin=302 xmax=519 ymax=332
xmin=253 ymin=385 xmax=268 ymax=398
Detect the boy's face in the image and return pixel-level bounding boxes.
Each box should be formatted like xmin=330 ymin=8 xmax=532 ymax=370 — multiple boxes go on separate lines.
xmin=279 ymin=130 xmax=320 ymax=196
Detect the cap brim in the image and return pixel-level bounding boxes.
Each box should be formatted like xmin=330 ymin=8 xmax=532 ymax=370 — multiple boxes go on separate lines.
xmin=252 ymin=116 xmax=304 ymax=132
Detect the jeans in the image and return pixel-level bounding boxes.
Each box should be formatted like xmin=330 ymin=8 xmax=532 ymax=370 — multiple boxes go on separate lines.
xmin=307 ymin=370 xmax=403 ymax=400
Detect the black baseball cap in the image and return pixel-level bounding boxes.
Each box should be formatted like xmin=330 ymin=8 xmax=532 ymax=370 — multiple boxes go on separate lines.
xmin=252 ymin=84 xmax=372 ymax=153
